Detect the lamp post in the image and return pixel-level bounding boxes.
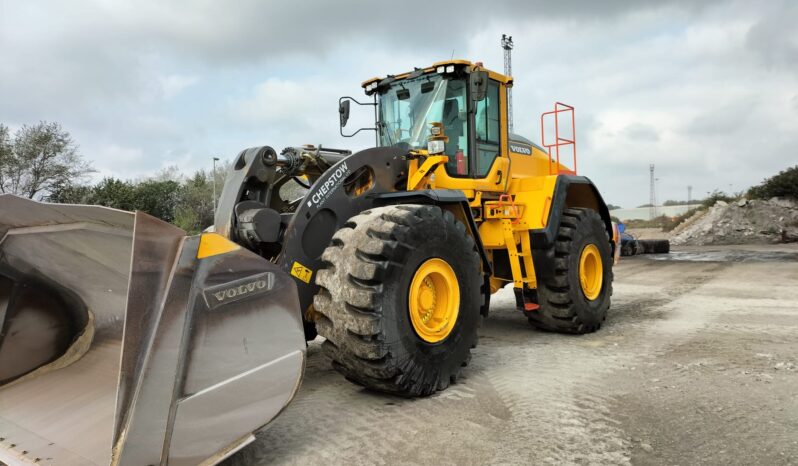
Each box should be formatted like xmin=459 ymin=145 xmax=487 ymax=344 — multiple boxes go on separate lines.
xmin=212 ymin=157 xmax=220 ymax=220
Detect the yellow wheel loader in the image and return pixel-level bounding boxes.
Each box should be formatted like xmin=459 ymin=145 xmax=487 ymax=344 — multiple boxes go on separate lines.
xmin=0 ymin=60 xmax=616 ymax=464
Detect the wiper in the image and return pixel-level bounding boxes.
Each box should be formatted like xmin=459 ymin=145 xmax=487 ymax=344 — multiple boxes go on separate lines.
xmin=377 ymin=120 xmax=394 ymax=146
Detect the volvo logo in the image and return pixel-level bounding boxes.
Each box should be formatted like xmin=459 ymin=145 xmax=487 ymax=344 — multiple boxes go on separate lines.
xmin=203 ymin=272 xmax=275 ymax=310
xmin=510 ymin=144 xmax=532 ymax=155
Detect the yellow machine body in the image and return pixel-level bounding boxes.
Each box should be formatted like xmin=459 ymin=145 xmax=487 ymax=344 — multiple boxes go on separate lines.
xmin=370 ymin=60 xmax=612 ymax=294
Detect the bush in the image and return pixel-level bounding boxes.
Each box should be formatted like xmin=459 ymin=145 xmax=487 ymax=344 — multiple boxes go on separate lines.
xmin=623 ymin=215 xmax=668 ymax=229
xmin=701 ymin=189 xmax=736 ymax=209
xmin=748 ymin=165 xmax=798 ymax=200
xmin=662 ymin=207 xmax=701 ymax=232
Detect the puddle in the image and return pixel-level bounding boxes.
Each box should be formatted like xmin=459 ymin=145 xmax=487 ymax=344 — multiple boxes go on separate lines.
xmin=644 ymin=250 xmax=798 ymax=263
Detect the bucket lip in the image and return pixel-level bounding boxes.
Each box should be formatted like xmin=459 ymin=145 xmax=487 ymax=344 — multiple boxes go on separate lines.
xmin=0 ymin=194 xmax=135 ymax=237
xmin=0 ymin=193 xmax=134 ymax=216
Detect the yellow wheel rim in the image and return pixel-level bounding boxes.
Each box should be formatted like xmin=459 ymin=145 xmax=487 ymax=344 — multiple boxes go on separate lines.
xmin=408 ymin=258 xmax=460 ymax=343
xmin=579 ymin=244 xmax=603 ymax=301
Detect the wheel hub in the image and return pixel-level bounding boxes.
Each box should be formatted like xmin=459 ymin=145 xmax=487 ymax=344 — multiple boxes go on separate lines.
xmin=408 ymin=258 xmax=460 ymax=343
xmin=579 ymin=243 xmax=603 ymax=301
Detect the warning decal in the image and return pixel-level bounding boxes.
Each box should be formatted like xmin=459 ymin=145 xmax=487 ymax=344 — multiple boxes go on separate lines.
xmin=290 ymin=261 xmax=313 ymax=284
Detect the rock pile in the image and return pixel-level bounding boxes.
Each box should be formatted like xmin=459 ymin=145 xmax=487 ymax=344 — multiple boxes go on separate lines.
xmin=670 ymin=198 xmax=798 ymax=246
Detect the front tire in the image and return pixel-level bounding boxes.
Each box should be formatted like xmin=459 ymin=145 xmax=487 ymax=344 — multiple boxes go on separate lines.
xmin=528 ymin=207 xmax=613 ymax=334
xmin=314 ymin=205 xmax=482 ymax=397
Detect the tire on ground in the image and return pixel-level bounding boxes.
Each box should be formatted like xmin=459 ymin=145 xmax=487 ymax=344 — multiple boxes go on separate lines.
xmin=528 ymin=207 xmax=613 ymax=334
xmin=639 ymin=239 xmax=670 ymax=254
xmin=314 ymin=204 xmax=482 ymax=397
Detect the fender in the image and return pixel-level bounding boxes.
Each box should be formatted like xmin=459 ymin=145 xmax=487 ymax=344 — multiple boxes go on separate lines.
xmin=373 ymin=189 xmax=492 ymax=274
xmin=279 ymin=147 xmax=407 ymax=322
xmin=530 ymin=175 xmax=613 ymax=284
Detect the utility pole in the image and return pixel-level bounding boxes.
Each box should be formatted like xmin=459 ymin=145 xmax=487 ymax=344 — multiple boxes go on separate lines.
xmin=687 ymin=185 xmax=692 ymax=206
xmin=212 ymin=157 xmax=220 ymax=220
xmin=649 ymin=164 xmax=656 ymax=219
xmin=501 ymin=34 xmax=514 ymax=134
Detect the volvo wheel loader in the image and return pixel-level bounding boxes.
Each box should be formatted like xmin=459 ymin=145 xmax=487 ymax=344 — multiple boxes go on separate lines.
xmin=0 ymin=59 xmax=616 ymax=465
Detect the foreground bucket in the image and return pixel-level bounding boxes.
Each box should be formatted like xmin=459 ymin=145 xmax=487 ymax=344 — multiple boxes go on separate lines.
xmin=0 ymin=194 xmax=305 ymax=465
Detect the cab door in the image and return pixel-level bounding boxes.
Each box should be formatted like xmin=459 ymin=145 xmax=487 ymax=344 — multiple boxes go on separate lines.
xmin=471 ymin=79 xmax=509 ymax=192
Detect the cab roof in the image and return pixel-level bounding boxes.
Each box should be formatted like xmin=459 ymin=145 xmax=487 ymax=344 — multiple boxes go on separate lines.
xmin=360 ymin=59 xmax=513 ymax=90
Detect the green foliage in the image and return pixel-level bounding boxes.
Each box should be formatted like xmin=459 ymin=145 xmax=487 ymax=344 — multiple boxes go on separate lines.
xmin=48 ymin=177 xmax=181 ymax=223
xmin=47 ymin=184 xmax=93 ymax=204
xmin=636 ymin=203 xmax=653 ymax=208
xmin=623 ymin=215 xmax=667 ymax=229
xmin=662 ymin=207 xmax=701 ymax=232
xmin=607 ymin=204 xmax=622 ymax=210
xmin=134 ymin=180 xmax=181 ymax=222
xmin=701 ymin=189 xmax=737 ymax=208
xmin=663 ymin=199 xmax=691 ymax=206
xmin=747 ymin=165 xmax=798 ymax=200
xmin=621 ymin=207 xmax=703 ymax=232
xmin=90 ymin=178 xmax=137 ymax=211
xmin=44 ymin=167 xmax=226 ymax=233
xmin=1 ymin=121 xmax=234 ymax=231
xmin=0 ymin=122 xmax=93 ymax=198
xmin=174 ymin=171 xmax=215 ymax=234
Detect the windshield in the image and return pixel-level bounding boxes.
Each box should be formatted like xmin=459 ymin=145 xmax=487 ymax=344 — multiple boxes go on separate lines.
xmin=377 ymin=75 xmax=468 ymax=158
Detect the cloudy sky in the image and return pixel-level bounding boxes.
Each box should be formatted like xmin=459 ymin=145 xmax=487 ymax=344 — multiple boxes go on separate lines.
xmin=1 ymin=0 xmax=796 ymax=207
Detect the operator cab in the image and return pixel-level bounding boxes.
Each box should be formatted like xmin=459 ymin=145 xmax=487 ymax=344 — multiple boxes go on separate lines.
xmin=340 ymin=61 xmax=511 ymax=181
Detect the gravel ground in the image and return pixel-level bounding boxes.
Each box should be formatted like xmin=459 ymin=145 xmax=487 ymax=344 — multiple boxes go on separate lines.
xmin=225 ymin=244 xmax=798 ymax=466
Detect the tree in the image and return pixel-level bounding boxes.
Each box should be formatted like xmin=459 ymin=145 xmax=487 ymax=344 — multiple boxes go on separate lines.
xmin=607 ymin=204 xmax=622 ymax=210
xmin=46 ymin=184 xmax=93 ymax=204
xmin=748 ymin=165 xmax=798 ymax=200
xmin=663 ymin=199 xmax=689 ymax=206
xmin=0 ymin=122 xmax=94 ymax=199
xmin=134 ymin=179 xmax=181 ymax=223
xmin=90 ymin=178 xmax=137 ymax=211
xmin=175 ymin=171 xmax=214 ymax=233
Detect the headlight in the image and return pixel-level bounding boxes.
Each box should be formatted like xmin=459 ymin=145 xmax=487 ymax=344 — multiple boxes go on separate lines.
xmin=436 ymin=66 xmax=445 ymax=73
xmin=427 ymin=139 xmax=445 ymax=154
xmin=446 ymin=65 xmax=454 ymax=73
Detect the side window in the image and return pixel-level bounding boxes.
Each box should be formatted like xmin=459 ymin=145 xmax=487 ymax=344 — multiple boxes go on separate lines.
xmin=474 ymin=81 xmax=501 ymax=177
xmin=442 ymin=80 xmax=469 ymax=177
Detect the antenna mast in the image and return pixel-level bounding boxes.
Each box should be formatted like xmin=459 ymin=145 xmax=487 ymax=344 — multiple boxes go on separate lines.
xmin=501 ymin=34 xmax=514 ymax=133
xmin=649 ymin=164 xmax=657 ymax=219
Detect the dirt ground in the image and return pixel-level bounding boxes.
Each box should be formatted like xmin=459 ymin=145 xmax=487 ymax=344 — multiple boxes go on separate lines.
xmin=225 ymin=244 xmax=798 ymax=466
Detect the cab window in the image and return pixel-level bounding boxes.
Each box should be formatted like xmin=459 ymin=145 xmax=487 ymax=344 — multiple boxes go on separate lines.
xmin=440 ymin=81 xmax=469 ymax=177
xmin=474 ymin=81 xmax=501 ymax=177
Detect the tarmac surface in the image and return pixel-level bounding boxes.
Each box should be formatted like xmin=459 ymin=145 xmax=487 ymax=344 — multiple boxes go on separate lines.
xmin=225 ymin=244 xmax=798 ymax=466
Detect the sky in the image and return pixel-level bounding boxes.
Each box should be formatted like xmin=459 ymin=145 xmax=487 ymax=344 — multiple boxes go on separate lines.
xmin=1 ymin=0 xmax=796 ymax=208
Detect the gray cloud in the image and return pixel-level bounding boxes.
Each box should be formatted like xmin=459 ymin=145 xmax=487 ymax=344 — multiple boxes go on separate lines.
xmin=0 ymin=0 xmax=795 ymax=207
xmin=623 ymin=123 xmax=660 ymax=142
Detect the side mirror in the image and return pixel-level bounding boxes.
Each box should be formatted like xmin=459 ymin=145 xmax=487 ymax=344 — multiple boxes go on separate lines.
xmin=338 ymin=96 xmax=378 ymax=139
xmin=339 ymin=99 xmax=351 ymax=128
xmin=469 ymin=70 xmax=488 ymax=101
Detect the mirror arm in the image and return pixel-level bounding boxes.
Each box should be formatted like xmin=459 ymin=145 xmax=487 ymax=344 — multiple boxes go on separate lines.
xmin=338 ymin=96 xmax=378 ymax=138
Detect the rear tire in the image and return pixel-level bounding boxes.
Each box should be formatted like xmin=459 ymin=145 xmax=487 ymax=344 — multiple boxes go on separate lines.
xmin=528 ymin=207 xmax=613 ymax=334
xmin=314 ymin=204 xmax=482 ymax=397
xmin=639 ymin=239 xmax=670 ymax=254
